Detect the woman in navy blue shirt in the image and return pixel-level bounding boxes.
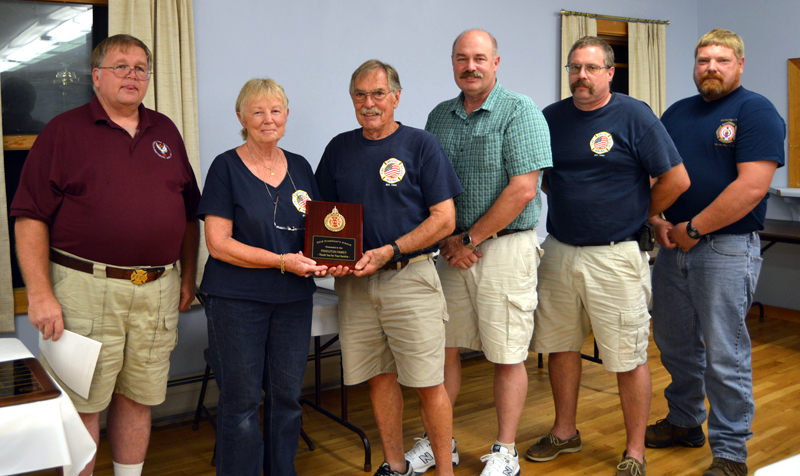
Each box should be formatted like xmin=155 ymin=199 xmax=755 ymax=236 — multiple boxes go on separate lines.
xmin=197 ymin=78 xmax=327 ymax=476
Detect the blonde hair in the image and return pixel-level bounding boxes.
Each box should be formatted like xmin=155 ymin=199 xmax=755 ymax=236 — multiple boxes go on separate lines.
xmin=695 ymin=28 xmax=744 ymax=60
xmin=235 ymin=78 xmax=288 ymax=140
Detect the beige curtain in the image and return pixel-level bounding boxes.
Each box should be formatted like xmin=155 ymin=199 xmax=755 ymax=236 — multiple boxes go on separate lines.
xmin=0 ymin=83 xmax=14 ymax=332
xmin=629 ymin=22 xmax=667 ymax=116
xmin=109 ymin=0 xmax=207 ymax=287
xmin=561 ymin=14 xmax=597 ymax=99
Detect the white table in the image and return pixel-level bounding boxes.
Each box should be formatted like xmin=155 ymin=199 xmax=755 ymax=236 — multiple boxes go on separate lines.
xmin=0 ymin=338 xmax=96 ymax=476
xmin=302 ymin=278 xmax=372 ymax=471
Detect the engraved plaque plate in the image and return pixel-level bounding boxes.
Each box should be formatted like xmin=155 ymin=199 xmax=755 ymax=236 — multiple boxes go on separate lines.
xmin=305 ymin=201 xmax=363 ymax=267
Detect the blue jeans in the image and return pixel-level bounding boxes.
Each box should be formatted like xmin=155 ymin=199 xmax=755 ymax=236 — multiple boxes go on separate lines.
xmin=652 ymin=232 xmax=761 ymax=463
xmin=205 ymin=294 xmax=313 ymax=476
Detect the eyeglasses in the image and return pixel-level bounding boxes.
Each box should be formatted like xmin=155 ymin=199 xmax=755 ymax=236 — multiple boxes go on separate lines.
xmin=263 ymin=170 xmax=305 ymax=232
xmin=352 ymin=89 xmax=393 ymax=102
xmin=97 ymin=65 xmax=153 ymax=81
xmin=565 ymin=64 xmax=610 ymax=75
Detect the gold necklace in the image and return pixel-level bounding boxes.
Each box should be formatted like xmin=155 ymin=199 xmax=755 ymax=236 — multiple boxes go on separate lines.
xmin=245 ymin=141 xmax=281 ymax=176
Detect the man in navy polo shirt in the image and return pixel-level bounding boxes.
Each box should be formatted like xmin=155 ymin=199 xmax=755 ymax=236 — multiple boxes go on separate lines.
xmin=12 ymin=34 xmax=200 ymax=476
xmin=316 ymin=59 xmax=463 ymax=476
xmin=647 ymin=28 xmax=785 ymax=476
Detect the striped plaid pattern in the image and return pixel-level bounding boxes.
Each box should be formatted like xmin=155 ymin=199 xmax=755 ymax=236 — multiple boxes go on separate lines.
xmin=426 ymin=82 xmax=552 ymax=231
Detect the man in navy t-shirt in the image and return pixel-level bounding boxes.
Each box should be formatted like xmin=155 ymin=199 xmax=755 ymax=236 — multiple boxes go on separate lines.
xmin=316 ymin=60 xmax=463 ymax=476
xmin=647 ymin=29 xmax=785 ymax=476
xmin=528 ymin=36 xmax=689 ymax=476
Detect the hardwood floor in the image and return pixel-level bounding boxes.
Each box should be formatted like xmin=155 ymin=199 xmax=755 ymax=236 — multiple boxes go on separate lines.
xmin=24 ymin=305 xmax=800 ymax=475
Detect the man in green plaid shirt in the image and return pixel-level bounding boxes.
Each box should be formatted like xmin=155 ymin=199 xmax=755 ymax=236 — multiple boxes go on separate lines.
xmin=403 ymin=29 xmax=551 ymax=476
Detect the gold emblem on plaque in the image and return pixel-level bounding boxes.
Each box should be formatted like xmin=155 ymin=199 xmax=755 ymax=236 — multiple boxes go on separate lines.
xmin=324 ymin=206 xmax=346 ymax=232
xmin=130 ymin=269 xmax=148 ymax=285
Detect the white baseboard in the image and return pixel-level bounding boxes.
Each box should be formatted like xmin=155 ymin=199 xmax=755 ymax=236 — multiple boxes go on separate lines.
xmin=97 ymin=350 xmax=346 ymax=428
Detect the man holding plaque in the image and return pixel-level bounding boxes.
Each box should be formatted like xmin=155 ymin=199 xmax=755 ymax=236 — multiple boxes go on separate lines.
xmin=315 ymin=59 xmax=463 ymax=476
xmin=413 ymin=29 xmax=552 ymax=476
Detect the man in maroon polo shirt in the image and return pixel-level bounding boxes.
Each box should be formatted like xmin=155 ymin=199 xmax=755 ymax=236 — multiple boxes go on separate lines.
xmin=10 ymin=34 xmax=200 ymax=476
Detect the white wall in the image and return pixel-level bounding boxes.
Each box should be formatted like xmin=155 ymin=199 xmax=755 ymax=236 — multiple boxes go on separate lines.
xmin=193 ymin=0 xmax=699 ymax=179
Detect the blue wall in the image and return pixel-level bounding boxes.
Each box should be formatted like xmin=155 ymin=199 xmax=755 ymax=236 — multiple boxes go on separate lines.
xmin=10 ymin=0 xmax=800 ymax=376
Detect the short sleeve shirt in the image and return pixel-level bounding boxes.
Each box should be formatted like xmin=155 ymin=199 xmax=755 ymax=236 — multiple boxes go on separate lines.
xmin=543 ymin=94 xmax=683 ymax=244
xmin=315 ymin=124 xmax=463 ymax=256
xmin=10 ymin=96 xmax=201 ymax=266
xmin=198 ymin=148 xmax=320 ymax=304
xmin=425 ymin=82 xmax=552 ymax=231
xmin=661 ymin=87 xmax=785 ymax=234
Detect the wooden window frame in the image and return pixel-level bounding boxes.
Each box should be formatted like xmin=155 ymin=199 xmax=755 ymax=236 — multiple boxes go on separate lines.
xmin=787 ymin=58 xmax=800 ymax=188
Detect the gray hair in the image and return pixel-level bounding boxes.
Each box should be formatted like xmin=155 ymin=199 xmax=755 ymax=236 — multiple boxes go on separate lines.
xmin=349 ymin=59 xmax=402 ymax=94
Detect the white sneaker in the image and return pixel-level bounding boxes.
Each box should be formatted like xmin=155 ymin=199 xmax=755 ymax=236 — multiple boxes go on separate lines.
xmin=479 ymin=444 xmax=520 ymax=476
xmin=404 ymin=434 xmax=459 ymax=474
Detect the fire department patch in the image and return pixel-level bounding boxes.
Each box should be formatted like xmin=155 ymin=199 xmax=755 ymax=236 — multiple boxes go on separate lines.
xmin=590 ymin=132 xmax=614 ymax=155
xmin=152 ymin=141 xmax=172 ymax=159
xmin=716 ymin=122 xmax=737 ymax=143
xmin=292 ymin=190 xmax=310 ymax=214
xmin=380 ymin=158 xmax=406 ymax=184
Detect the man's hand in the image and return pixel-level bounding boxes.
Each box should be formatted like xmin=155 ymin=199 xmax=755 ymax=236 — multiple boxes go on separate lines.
xmin=649 ymin=215 xmax=677 ymax=250
xmin=28 ymin=292 xmax=64 ymax=341
xmin=325 ymin=265 xmax=353 ymax=277
xmin=439 ymin=234 xmax=482 ymax=269
xmin=353 ymin=245 xmax=393 ymax=277
xmin=178 ymin=280 xmax=194 ymax=312
xmin=668 ymin=221 xmax=700 ymax=252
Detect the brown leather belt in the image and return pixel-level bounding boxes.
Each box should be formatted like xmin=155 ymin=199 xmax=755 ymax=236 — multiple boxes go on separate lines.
xmin=491 ymin=229 xmax=524 ymax=239
xmin=380 ymin=253 xmax=432 ymax=271
xmin=49 ymin=250 xmax=167 ymax=285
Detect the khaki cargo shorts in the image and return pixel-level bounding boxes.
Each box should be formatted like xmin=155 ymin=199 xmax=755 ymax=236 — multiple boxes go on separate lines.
xmin=40 ymin=249 xmax=181 ymax=413
xmin=334 ymin=257 xmax=447 ymax=388
xmin=438 ymin=230 xmax=542 ymax=364
xmin=532 ymin=236 xmax=651 ymax=373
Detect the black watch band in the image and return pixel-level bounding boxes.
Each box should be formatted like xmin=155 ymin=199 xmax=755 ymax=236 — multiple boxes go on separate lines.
xmin=391 ymin=241 xmax=402 ymax=261
xmin=686 ymin=220 xmax=702 ymax=239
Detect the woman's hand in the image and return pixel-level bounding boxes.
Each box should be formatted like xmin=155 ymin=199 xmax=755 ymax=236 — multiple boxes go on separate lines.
xmin=283 ymin=251 xmax=329 ymax=277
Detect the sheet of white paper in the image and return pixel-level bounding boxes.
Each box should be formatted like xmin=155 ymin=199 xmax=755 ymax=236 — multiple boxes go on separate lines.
xmin=39 ymin=330 xmax=101 ymax=399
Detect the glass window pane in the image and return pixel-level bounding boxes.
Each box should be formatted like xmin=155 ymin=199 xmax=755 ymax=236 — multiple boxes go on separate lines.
xmin=1 ymin=0 xmax=104 ymax=135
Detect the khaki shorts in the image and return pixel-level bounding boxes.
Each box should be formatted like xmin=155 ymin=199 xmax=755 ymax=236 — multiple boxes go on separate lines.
xmin=438 ymin=230 xmax=542 ymax=364
xmin=334 ymin=257 xmax=447 ymax=388
xmin=532 ymin=236 xmax=651 ymax=373
xmin=40 ymin=249 xmax=181 ymax=413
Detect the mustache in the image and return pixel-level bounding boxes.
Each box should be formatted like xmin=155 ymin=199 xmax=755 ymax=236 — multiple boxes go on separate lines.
xmin=700 ymin=72 xmax=724 ymax=83
xmin=459 ymin=71 xmax=484 ymax=79
xmin=569 ymin=79 xmax=595 ymax=95
xmin=359 ymin=107 xmax=382 ymax=116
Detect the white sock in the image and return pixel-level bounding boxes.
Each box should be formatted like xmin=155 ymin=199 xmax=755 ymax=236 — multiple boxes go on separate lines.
xmin=113 ymin=461 xmax=144 ymax=476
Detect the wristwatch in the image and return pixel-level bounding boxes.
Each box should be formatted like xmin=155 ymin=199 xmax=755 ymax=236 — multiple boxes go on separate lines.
xmin=686 ymin=220 xmax=702 ymax=240
xmin=390 ymin=241 xmax=402 ymax=261
xmin=461 ymin=231 xmax=477 ymax=251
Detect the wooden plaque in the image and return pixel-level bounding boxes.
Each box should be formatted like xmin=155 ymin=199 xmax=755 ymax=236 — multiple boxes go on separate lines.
xmin=0 ymin=358 xmax=61 ymax=408
xmin=305 ymin=201 xmax=363 ymax=267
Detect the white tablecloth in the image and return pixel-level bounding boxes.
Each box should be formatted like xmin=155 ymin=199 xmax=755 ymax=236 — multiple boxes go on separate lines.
xmin=312 ymin=278 xmax=339 ymax=337
xmin=0 ymin=338 xmax=96 ymax=476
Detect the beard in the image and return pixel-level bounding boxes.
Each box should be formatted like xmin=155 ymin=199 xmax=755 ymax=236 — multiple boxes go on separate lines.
xmin=696 ymin=72 xmax=730 ymax=100
xmin=570 ymin=79 xmax=595 ymax=95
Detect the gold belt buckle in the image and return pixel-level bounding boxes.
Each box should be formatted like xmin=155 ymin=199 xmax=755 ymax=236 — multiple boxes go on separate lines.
xmin=130 ymin=269 xmax=148 ymax=285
